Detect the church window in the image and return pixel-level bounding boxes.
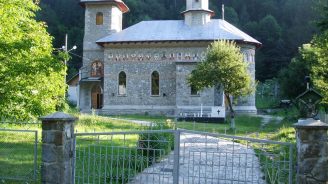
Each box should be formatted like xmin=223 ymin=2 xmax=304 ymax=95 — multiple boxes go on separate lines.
xmin=91 ymin=61 xmax=103 ymax=77
xmin=151 ymin=71 xmax=159 ymax=96
xmin=190 ymin=84 xmax=199 ymax=96
xmin=96 ymin=12 xmax=103 ymax=25
xmin=118 ymin=71 xmax=127 ymax=95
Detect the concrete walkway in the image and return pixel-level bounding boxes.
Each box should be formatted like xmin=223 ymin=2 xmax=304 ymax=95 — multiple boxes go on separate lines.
xmin=130 ymin=132 xmax=265 ymax=184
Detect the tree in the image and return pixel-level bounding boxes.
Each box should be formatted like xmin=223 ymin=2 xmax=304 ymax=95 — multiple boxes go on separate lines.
xmin=317 ymin=6 xmax=328 ymax=31
xmin=188 ymin=40 xmax=253 ymax=129
xmin=278 ymin=56 xmax=310 ymax=99
xmin=0 ymin=0 xmax=66 ymax=120
xmin=302 ymin=32 xmax=328 ymax=109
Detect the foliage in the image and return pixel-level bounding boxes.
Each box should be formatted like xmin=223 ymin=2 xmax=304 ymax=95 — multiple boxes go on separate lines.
xmin=188 ymin=40 xmax=253 ymax=118
xmin=37 ymin=0 xmax=84 ymax=79
xmin=279 ymin=4 xmax=328 ymax=109
xmin=256 ymin=79 xmax=281 ymax=109
xmin=138 ymin=119 xmax=174 ymax=164
xmin=278 ymin=55 xmax=310 ymax=99
xmin=317 ymin=5 xmax=328 ymax=31
xmin=0 ymin=0 xmax=66 ymax=120
xmin=302 ymin=32 xmax=328 ymax=109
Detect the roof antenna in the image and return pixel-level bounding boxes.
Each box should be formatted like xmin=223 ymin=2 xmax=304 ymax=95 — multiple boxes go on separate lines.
xmin=222 ymin=4 xmax=225 ymax=20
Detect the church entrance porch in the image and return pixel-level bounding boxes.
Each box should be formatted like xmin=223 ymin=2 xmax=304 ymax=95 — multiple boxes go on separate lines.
xmin=91 ymin=85 xmax=103 ymax=109
xmin=79 ymin=78 xmax=103 ymax=111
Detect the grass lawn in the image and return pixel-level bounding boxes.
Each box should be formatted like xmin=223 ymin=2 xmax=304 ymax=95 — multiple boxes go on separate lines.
xmin=112 ymin=113 xmax=295 ymax=138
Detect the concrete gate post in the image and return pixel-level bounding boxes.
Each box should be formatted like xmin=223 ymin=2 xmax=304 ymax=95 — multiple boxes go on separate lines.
xmin=294 ymin=118 xmax=328 ymax=184
xmin=40 ymin=112 xmax=76 ymax=184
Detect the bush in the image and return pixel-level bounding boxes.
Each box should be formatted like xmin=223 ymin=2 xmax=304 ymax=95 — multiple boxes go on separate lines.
xmin=137 ymin=120 xmax=174 ymax=165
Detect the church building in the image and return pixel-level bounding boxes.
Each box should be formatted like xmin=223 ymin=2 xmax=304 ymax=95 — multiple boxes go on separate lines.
xmin=78 ymin=0 xmax=261 ymax=117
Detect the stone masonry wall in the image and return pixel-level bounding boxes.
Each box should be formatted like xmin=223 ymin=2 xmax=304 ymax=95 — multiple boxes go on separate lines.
xmin=40 ymin=113 xmax=75 ymax=184
xmin=295 ymin=119 xmax=328 ymax=184
xmin=234 ymin=45 xmax=257 ymax=113
xmin=82 ymin=4 xmax=122 ymax=71
xmin=103 ymin=46 xmax=207 ymax=106
xmin=79 ymin=41 xmax=257 ymax=115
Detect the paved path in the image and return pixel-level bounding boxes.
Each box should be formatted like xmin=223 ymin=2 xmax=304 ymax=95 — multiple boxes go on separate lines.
xmin=130 ymin=132 xmax=265 ymax=184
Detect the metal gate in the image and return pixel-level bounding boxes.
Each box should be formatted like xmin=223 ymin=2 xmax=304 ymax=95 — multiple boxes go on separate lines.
xmin=0 ymin=129 xmax=39 ymax=183
xmin=73 ymin=129 xmax=293 ymax=184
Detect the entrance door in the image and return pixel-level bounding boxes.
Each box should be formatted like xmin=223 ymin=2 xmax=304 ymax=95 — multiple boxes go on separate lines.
xmin=91 ymin=85 xmax=103 ymax=109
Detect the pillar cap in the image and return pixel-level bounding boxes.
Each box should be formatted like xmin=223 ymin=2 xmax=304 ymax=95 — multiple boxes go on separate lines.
xmin=39 ymin=112 xmax=77 ymax=121
xmin=294 ymin=118 xmax=328 ymax=129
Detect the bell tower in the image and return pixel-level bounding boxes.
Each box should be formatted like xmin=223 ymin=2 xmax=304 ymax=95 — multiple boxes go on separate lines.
xmin=182 ymin=0 xmax=214 ymax=26
xmin=79 ymin=0 xmax=129 ymax=110
xmin=80 ymin=0 xmax=129 ymax=65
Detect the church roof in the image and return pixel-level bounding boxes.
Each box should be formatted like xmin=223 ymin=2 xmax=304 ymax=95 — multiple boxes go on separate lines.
xmin=97 ymin=19 xmax=261 ymax=46
xmin=80 ymin=0 xmax=129 ymax=13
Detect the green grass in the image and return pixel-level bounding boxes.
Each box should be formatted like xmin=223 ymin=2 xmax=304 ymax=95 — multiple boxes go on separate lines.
xmin=0 ymin=130 xmax=41 ymax=183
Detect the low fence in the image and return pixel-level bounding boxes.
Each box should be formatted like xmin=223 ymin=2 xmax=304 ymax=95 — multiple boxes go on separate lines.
xmin=73 ymin=129 xmax=294 ymax=184
xmin=0 ymin=121 xmax=41 ymax=183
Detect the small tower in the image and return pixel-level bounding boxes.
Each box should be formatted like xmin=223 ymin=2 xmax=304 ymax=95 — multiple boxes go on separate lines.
xmin=181 ymin=0 xmax=214 ymax=26
xmin=80 ymin=0 xmax=129 ymax=64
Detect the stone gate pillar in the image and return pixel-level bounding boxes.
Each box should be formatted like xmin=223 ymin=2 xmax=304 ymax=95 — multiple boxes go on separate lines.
xmin=40 ymin=112 xmax=76 ymax=184
xmin=294 ymin=118 xmax=328 ymax=184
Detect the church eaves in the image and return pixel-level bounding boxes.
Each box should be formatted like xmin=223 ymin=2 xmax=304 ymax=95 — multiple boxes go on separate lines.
xmin=80 ymin=0 xmax=129 ymax=13
xmin=96 ymin=19 xmax=261 ymax=47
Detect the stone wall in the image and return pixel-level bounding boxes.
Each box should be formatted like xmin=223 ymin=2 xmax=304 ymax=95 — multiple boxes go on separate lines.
xmin=40 ymin=112 xmax=76 ymax=184
xmin=175 ymin=62 xmax=218 ymax=106
xmin=234 ymin=45 xmax=257 ymax=113
xmin=82 ymin=3 xmax=122 ymax=73
xmin=79 ymin=41 xmax=257 ymax=116
xmin=294 ymin=119 xmax=328 ymax=184
xmin=83 ymin=4 xmax=122 ymax=51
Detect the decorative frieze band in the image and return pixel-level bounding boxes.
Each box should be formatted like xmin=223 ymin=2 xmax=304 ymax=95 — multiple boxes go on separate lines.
xmin=106 ymin=47 xmax=255 ymax=63
xmin=108 ymin=50 xmax=207 ymax=62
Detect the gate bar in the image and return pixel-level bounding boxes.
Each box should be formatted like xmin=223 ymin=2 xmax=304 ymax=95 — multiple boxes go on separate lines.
xmin=288 ymin=144 xmax=293 ymax=184
xmin=180 ymin=129 xmax=293 ymax=145
xmin=74 ymin=129 xmax=175 ymax=136
xmin=33 ymin=131 xmax=38 ymax=181
xmin=173 ymin=130 xmax=180 ymax=184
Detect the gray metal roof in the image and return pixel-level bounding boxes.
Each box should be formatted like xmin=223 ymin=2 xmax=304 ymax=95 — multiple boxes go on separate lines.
xmin=80 ymin=0 xmax=129 ymax=13
xmin=97 ymin=19 xmax=261 ymax=45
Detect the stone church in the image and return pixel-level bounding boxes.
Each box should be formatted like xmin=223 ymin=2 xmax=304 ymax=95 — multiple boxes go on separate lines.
xmin=78 ymin=0 xmax=261 ymax=117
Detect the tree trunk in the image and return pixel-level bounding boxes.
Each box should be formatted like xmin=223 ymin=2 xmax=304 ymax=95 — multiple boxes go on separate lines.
xmin=225 ymin=93 xmax=235 ymax=130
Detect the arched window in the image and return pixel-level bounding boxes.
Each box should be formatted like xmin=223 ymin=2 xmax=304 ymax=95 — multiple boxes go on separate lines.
xmin=96 ymin=12 xmax=103 ymax=25
xmin=151 ymin=71 xmax=159 ymax=96
xmin=91 ymin=61 xmax=103 ymax=77
xmin=118 ymin=71 xmax=126 ymax=95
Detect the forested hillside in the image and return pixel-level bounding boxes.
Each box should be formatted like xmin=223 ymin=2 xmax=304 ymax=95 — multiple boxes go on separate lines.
xmin=37 ymin=0 xmax=325 ymax=81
